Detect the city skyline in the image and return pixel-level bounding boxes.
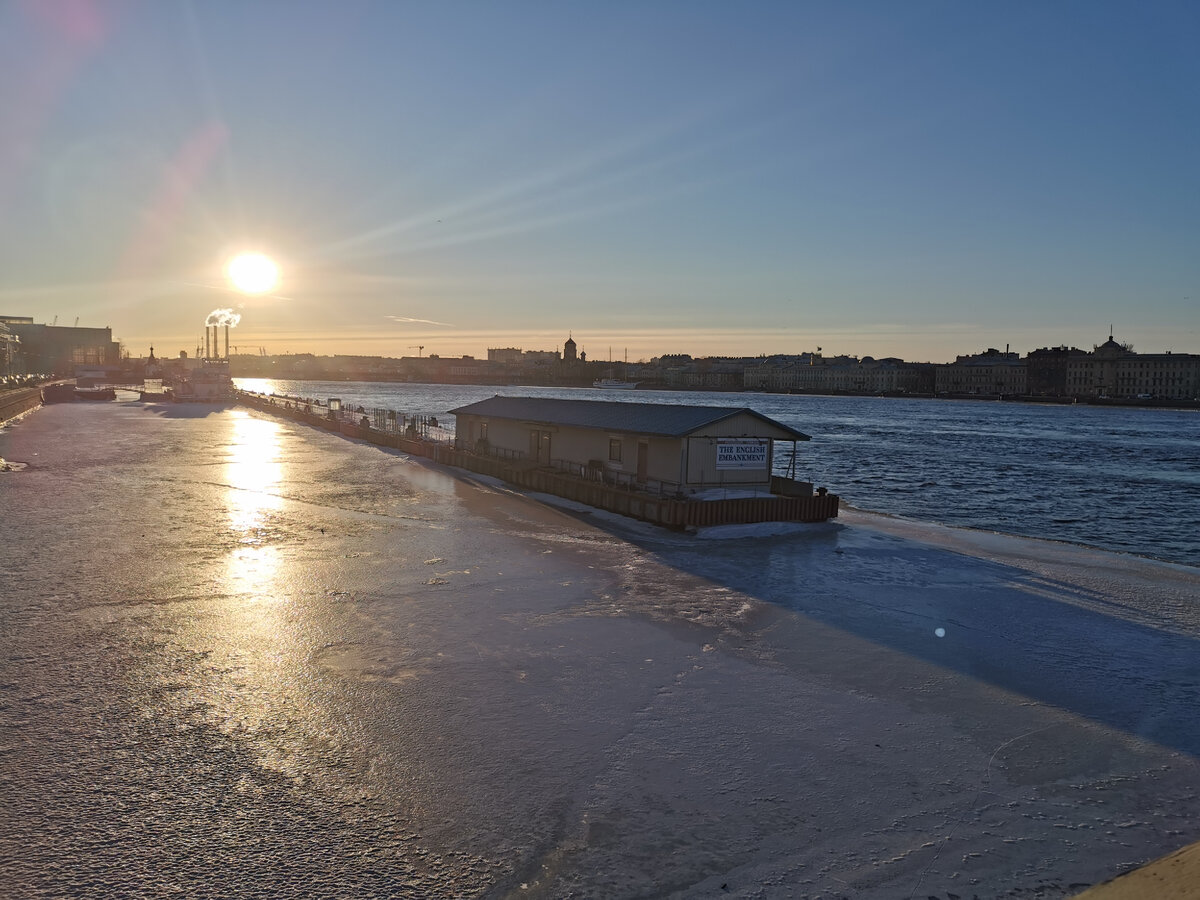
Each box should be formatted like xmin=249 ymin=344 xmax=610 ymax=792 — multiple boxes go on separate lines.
xmin=118 ymin=323 xmax=1183 ymax=367
xmin=2 ymin=2 xmax=1197 ymax=363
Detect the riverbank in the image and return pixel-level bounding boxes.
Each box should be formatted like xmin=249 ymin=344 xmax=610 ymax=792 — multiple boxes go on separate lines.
xmin=2 ymin=400 xmax=1197 ymax=898
xmin=0 ymin=385 xmax=43 ymax=423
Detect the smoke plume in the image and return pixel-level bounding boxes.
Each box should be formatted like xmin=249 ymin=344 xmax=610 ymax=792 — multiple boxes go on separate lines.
xmin=205 ymin=308 xmax=242 ymax=327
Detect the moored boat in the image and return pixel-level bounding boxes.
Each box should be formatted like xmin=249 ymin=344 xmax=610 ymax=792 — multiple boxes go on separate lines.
xmin=592 ymin=378 xmax=640 ymax=390
xmin=172 ymin=358 xmax=234 ymax=401
xmin=42 ymin=383 xmax=78 ymax=403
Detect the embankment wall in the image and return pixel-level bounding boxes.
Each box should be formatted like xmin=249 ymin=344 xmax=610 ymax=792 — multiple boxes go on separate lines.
xmin=0 ymin=388 xmax=43 ymax=424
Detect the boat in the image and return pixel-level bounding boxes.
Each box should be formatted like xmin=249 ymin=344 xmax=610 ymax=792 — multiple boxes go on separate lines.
xmin=41 ymin=383 xmax=78 ymax=404
xmin=592 ymin=379 xmax=640 ymax=390
xmin=138 ymin=377 xmax=171 ymax=402
xmin=173 ymin=358 xmax=234 ymax=401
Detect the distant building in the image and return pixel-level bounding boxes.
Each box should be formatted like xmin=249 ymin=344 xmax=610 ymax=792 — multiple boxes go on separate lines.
xmin=1 ymin=321 xmax=18 ymax=376
xmin=447 ymin=357 xmax=487 ymax=381
xmin=743 ymin=354 xmax=931 ymax=394
xmin=487 ymin=347 xmax=523 ymax=364
xmin=0 ymin=317 xmax=121 ymax=375
xmin=935 ymin=349 xmax=1026 ymax=396
xmin=1066 ymin=335 xmax=1200 ymax=400
xmin=655 ymin=354 xmax=693 ymax=366
xmin=1026 ymin=346 xmax=1088 ymax=396
xmin=680 ymin=358 xmax=745 ymax=390
xmin=563 ymin=334 xmax=577 ymax=363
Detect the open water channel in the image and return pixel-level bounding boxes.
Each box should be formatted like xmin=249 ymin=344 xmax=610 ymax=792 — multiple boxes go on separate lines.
xmin=237 ymin=379 xmax=1200 ymax=567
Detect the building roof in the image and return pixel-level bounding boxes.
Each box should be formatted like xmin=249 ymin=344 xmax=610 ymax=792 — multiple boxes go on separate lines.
xmin=448 ymin=396 xmax=810 ymax=440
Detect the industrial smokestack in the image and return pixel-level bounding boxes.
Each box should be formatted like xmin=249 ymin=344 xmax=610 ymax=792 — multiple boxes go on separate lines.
xmin=205 ymin=329 xmax=210 ymax=360
xmin=225 ymin=324 xmax=230 ymax=359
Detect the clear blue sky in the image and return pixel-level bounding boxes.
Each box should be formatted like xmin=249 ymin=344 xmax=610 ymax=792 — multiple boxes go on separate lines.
xmin=2 ymin=0 xmax=1197 ymax=362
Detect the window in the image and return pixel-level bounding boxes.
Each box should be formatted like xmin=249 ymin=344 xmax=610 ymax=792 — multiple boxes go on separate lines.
xmin=609 ymin=438 xmax=622 ymax=462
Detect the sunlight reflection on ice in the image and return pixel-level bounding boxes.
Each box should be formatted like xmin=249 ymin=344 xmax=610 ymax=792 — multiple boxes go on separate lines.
xmin=204 ymin=412 xmax=319 ymax=778
xmin=224 ymin=410 xmax=284 ymax=591
xmin=227 ymin=545 xmax=282 ymax=597
xmin=225 ymin=409 xmax=284 ymax=538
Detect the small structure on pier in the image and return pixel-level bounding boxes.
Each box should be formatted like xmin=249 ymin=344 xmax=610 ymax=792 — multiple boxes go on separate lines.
xmin=448 ymin=395 xmax=814 ymax=497
xmin=237 ymin=391 xmax=839 ymax=527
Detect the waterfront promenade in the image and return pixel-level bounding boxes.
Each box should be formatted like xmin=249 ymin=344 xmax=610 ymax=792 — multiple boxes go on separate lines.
xmin=2 ymin=400 xmax=1198 ymax=898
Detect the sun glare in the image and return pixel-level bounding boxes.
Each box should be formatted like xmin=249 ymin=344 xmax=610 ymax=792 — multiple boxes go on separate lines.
xmin=226 ymin=252 xmax=280 ymax=294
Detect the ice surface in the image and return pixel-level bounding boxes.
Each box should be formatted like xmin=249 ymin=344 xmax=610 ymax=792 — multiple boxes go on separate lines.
xmin=1 ymin=402 xmax=1197 ymax=898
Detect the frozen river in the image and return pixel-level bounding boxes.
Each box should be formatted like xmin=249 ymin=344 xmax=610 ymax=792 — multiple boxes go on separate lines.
xmin=2 ymin=400 xmax=1198 ymax=898
xmin=236 ymin=379 xmax=1200 ymax=567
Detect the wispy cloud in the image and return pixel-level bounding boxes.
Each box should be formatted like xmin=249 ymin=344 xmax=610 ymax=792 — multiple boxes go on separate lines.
xmin=386 ymin=315 xmax=455 ymax=327
xmin=317 ymin=98 xmax=760 ymax=265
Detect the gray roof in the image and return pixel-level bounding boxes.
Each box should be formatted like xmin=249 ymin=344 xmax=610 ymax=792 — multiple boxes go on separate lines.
xmin=447 ymin=396 xmax=810 ymax=440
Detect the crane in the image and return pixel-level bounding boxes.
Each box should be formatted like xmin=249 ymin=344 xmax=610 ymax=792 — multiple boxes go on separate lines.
xmin=409 ymin=345 xmax=425 ymax=358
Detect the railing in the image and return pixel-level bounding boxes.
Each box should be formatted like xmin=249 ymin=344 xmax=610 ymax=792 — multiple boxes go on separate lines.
xmin=452 ymin=438 xmax=527 ymax=463
xmin=545 ymin=457 xmax=682 ymax=498
xmin=239 ymin=391 xmax=456 ymax=442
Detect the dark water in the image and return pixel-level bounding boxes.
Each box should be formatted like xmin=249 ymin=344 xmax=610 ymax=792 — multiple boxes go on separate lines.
xmin=237 ymin=379 xmax=1200 ymax=567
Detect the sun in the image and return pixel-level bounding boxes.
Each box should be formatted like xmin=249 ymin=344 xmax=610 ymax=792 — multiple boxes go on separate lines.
xmin=226 ymin=252 xmax=280 ymax=294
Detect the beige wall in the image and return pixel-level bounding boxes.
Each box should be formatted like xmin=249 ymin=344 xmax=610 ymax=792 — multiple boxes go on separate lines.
xmin=455 ymin=409 xmax=800 ymax=492
xmin=684 ymin=436 xmax=772 ymax=488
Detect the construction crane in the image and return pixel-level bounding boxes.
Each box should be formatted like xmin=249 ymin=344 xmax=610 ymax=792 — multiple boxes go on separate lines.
xmin=409 ymin=345 xmax=425 ymax=357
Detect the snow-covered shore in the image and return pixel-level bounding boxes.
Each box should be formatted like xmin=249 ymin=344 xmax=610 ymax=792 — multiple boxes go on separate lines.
xmin=2 ymin=401 xmax=1197 ymax=898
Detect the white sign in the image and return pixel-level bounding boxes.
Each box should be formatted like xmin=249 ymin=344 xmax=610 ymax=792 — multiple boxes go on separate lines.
xmin=716 ymin=440 xmax=768 ymax=470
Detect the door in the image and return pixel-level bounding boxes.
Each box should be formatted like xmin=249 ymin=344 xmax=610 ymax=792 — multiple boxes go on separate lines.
xmin=531 ymin=429 xmax=551 ymax=465
xmin=636 ymin=441 xmax=649 ymax=483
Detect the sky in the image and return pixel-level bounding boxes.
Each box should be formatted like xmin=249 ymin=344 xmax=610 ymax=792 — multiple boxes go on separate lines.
xmin=1 ymin=0 xmax=1198 ymax=364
